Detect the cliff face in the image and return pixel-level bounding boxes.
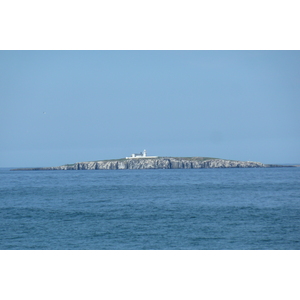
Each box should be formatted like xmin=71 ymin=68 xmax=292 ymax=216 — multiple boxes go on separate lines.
xmin=12 ymin=157 xmax=275 ymax=171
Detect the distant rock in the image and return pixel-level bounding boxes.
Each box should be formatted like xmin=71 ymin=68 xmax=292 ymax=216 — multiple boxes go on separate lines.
xmin=11 ymin=157 xmax=292 ymax=171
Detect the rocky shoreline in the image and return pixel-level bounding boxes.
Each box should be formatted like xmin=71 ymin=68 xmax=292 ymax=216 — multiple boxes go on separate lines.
xmin=11 ymin=157 xmax=291 ymax=171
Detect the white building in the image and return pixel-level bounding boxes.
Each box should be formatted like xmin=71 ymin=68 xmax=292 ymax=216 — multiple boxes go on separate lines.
xmin=126 ymin=149 xmax=158 ymax=159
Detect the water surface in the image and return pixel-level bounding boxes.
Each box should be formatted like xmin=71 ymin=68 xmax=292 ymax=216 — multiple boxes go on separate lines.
xmin=0 ymin=168 xmax=299 ymax=249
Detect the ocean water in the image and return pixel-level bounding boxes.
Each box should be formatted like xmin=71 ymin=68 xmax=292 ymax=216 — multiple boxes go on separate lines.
xmin=0 ymin=167 xmax=299 ymax=250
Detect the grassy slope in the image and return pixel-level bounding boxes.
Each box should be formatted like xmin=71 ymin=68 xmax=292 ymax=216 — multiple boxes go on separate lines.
xmin=171 ymin=157 xmax=219 ymax=161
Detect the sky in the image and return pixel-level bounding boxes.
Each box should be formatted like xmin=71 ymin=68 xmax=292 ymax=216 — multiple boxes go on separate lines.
xmin=1 ymin=50 xmax=300 ymax=167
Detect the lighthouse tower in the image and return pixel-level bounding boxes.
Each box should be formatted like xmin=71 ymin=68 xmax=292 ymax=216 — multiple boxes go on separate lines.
xmin=143 ymin=149 xmax=147 ymax=157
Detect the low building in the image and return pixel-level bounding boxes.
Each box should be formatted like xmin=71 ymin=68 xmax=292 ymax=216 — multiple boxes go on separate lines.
xmin=126 ymin=149 xmax=158 ymax=159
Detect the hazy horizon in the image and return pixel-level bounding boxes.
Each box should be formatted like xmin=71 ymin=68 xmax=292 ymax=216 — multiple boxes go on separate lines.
xmin=1 ymin=51 xmax=299 ymax=167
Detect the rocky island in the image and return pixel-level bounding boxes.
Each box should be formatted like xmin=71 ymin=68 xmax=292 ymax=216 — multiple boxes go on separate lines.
xmin=11 ymin=156 xmax=288 ymax=171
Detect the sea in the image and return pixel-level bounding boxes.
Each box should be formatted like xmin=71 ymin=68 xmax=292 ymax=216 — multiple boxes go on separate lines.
xmin=0 ymin=167 xmax=299 ymax=250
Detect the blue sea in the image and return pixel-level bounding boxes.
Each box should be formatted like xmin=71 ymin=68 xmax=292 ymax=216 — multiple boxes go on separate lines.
xmin=0 ymin=167 xmax=299 ymax=250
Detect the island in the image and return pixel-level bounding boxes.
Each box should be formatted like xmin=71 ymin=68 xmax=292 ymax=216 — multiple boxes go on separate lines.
xmin=11 ymin=156 xmax=290 ymax=171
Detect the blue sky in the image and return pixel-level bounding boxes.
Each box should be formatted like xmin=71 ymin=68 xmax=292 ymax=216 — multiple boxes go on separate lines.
xmin=1 ymin=51 xmax=299 ymax=167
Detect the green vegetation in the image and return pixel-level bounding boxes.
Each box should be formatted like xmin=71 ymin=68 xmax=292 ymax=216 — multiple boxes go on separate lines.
xmin=171 ymin=157 xmax=219 ymax=161
xmin=95 ymin=158 xmax=127 ymax=162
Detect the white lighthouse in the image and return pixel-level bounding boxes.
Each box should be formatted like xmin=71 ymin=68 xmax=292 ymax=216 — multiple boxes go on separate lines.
xmin=126 ymin=149 xmax=158 ymax=159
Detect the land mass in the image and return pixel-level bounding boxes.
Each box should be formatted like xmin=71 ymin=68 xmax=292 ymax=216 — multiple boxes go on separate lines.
xmin=11 ymin=157 xmax=293 ymax=170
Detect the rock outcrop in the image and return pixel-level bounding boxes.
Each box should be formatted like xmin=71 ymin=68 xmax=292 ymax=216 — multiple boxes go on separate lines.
xmin=11 ymin=157 xmax=287 ymax=171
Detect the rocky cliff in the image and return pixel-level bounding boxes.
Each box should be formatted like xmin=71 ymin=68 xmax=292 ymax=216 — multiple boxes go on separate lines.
xmin=11 ymin=157 xmax=286 ymax=171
